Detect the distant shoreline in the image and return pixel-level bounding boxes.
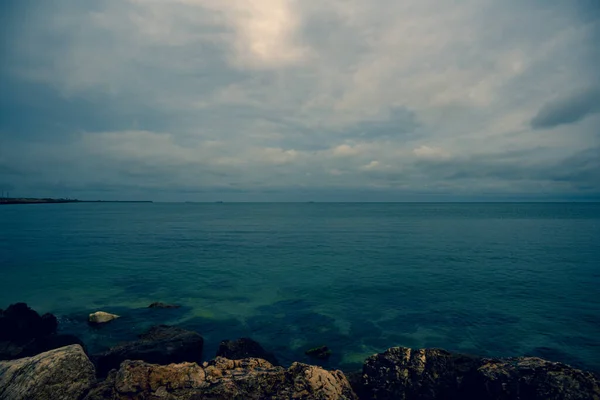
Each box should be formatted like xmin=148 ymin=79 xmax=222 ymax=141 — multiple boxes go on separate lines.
xmin=0 ymin=198 xmax=152 ymax=205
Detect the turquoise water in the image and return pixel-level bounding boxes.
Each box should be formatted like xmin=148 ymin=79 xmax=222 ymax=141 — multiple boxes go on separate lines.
xmin=1 ymin=202 xmax=599 ymax=371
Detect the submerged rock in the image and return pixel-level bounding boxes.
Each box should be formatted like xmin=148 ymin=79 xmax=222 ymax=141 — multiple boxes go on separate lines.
xmin=0 ymin=303 xmax=57 ymax=341
xmin=216 ymin=337 xmax=279 ymax=365
xmin=85 ymin=357 xmax=357 ymax=400
xmin=357 ymin=346 xmax=600 ymax=400
xmin=306 ymin=345 xmax=333 ymax=360
xmin=0 ymin=344 xmax=96 ymax=400
xmin=92 ymin=325 xmax=203 ymax=377
xmin=88 ymin=311 xmax=119 ymax=324
xmin=0 ymin=334 xmax=85 ymax=360
xmin=148 ymin=302 xmax=181 ymax=309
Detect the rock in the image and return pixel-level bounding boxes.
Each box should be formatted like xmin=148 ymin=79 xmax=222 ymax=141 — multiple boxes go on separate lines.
xmin=85 ymin=356 xmax=357 ymax=399
xmin=0 ymin=344 xmax=96 ymax=400
xmin=358 ymin=346 xmax=600 ymax=400
xmin=148 ymin=302 xmax=181 ymax=309
xmin=216 ymin=337 xmax=279 ymax=365
xmin=0 ymin=334 xmax=85 ymax=360
xmin=92 ymin=325 xmax=203 ymax=377
xmin=0 ymin=303 xmax=81 ymax=360
xmin=474 ymin=356 xmax=600 ymax=400
xmin=306 ymin=345 xmax=333 ymax=360
xmin=0 ymin=303 xmax=57 ymax=341
xmin=88 ymin=311 xmax=119 ymax=324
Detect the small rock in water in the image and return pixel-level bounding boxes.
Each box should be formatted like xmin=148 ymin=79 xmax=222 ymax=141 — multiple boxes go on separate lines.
xmin=88 ymin=311 xmax=119 ymax=324
xmin=305 ymin=345 xmax=332 ymax=360
xmin=148 ymin=302 xmax=181 ymax=309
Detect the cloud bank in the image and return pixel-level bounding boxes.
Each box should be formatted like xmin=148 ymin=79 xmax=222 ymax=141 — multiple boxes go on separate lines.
xmin=0 ymin=0 xmax=599 ymax=201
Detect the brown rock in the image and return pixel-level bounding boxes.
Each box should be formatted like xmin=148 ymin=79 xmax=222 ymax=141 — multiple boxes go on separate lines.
xmin=85 ymin=356 xmax=357 ymax=400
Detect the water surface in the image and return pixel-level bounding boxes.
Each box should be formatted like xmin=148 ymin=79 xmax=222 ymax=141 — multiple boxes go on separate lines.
xmin=1 ymin=202 xmax=599 ymax=371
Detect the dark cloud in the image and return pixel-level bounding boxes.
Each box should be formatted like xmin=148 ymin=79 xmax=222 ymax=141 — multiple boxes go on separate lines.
xmin=531 ymin=88 xmax=600 ymax=129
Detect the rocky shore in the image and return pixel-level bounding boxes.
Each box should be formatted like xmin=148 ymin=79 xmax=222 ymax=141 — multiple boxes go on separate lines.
xmin=1 ymin=303 xmax=599 ymax=399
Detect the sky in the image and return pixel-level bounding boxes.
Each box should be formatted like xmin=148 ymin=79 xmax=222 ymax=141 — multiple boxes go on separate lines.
xmin=0 ymin=0 xmax=599 ymax=201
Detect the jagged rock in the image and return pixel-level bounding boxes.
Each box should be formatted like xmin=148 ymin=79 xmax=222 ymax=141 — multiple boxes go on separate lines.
xmin=0 ymin=303 xmax=57 ymax=341
xmin=88 ymin=311 xmax=119 ymax=324
xmin=85 ymin=356 xmax=357 ymax=399
xmin=0 ymin=344 xmax=96 ymax=400
xmin=0 ymin=303 xmax=82 ymax=360
xmin=148 ymin=302 xmax=181 ymax=309
xmin=474 ymin=356 xmax=600 ymax=400
xmin=216 ymin=337 xmax=279 ymax=365
xmin=0 ymin=334 xmax=85 ymax=360
xmin=358 ymin=347 xmax=600 ymax=400
xmin=306 ymin=345 xmax=332 ymax=360
xmin=92 ymin=325 xmax=203 ymax=377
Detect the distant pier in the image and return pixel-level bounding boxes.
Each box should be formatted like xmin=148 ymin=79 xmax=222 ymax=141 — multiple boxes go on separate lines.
xmin=0 ymin=198 xmax=153 ymax=205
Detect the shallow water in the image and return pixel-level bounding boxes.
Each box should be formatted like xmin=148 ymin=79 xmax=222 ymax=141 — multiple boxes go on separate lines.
xmin=1 ymin=202 xmax=599 ymax=371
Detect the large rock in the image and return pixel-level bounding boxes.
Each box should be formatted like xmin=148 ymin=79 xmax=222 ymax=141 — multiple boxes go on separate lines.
xmin=88 ymin=311 xmax=119 ymax=324
xmin=0 ymin=334 xmax=85 ymax=360
xmin=357 ymin=347 xmax=600 ymax=400
xmin=0 ymin=303 xmax=57 ymax=341
xmin=474 ymin=356 xmax=600 ymax=400
xmin=85 ymin=357 xmax=357 ymax=399
xmin=216 ymin=337 xmax=279 ymax=365
xmin=0 ymin=344 xmax=96 ymax=400
xmin=92 ymin=325 xmax=204 ymax=377
xmin=0 ymin=303 xmax=82 ymax=360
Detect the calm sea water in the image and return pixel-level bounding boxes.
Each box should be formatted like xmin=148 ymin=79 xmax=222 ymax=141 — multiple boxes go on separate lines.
xmin=1 ymin=202 xmax=599 ymax=371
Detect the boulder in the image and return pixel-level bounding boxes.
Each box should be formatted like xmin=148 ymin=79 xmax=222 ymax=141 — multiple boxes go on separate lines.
xmin=92 ymin=325 xmax=203 ymax=377
xmin=0 ymin=303 xmax=57 ymax=341
xmin=216 ymin=337 xmax=279 ymax=365
xmin=88 ymin=311 xmax=119 ymax=324
xmin=0 ymin=334 xmax=85 ymax=360
xmin=306 ymin=345 xmax=333 ymax=360
xmin=0 ymin=303 xmax=82 ymax=360
xmin=85 ymin=357 xmax=357 ymax=399
xmin=474 ymin=356 xmax=600 ymax=400
xmin=0 ymin=344 xmax=96 ymax=400
xmin=357 ymin=347 xmax=600 ymax=400
xmin=148 ymin=302 xmax=181 ymax=309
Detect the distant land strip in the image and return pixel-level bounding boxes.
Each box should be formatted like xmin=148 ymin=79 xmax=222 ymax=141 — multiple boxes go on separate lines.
xmin=0 ymin=198 xmax=152 ymax=205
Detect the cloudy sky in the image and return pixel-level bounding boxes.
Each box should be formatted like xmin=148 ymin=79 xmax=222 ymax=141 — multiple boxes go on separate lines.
xmin=1 ymin=0 xmax=599 ymax=201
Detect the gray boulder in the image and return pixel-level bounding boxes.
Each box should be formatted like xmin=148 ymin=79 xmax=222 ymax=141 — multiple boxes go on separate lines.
xmin=0 ymin=344 xmax=96 ymax=400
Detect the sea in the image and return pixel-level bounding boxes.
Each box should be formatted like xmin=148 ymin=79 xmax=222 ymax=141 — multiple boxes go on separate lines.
xmin=1 ymin=202 xmax=599 ymax=372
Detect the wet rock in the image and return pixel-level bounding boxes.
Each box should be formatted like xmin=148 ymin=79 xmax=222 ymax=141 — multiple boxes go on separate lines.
xmin=85 ymin=357 xmax=357 ymax=399
xmin=0 ymin=344 xmax=96 ymax=400
xmin=0 ymin=334 xmax=85 ymax=360
xmin=92 ymin=325 xmax=203 ymax=377
xmin=358 ymin=346 xmax=600 ymax=400
xmin=306 ymin=345 xmax=333 ymax=360
xmin=88 ymin=311 xmax=119 ymax=324
xmin=0 ymin=303 xmax=57 ymax=341
xmin=474 ymin=356 xmax=600 ymax=400
xmin=0 ymin=303 xmax=81 ymax=360
xmin=148 ymin=302 xmax=181 ymax=309
xmin=216 ymin=337 xmax=279 ymax=365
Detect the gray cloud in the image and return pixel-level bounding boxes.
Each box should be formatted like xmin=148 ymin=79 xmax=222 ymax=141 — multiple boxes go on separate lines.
xmin=1 ymin=0 xmax=599 ymax=200
xmin=531 ymin=88 xmax=600 ymax=129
